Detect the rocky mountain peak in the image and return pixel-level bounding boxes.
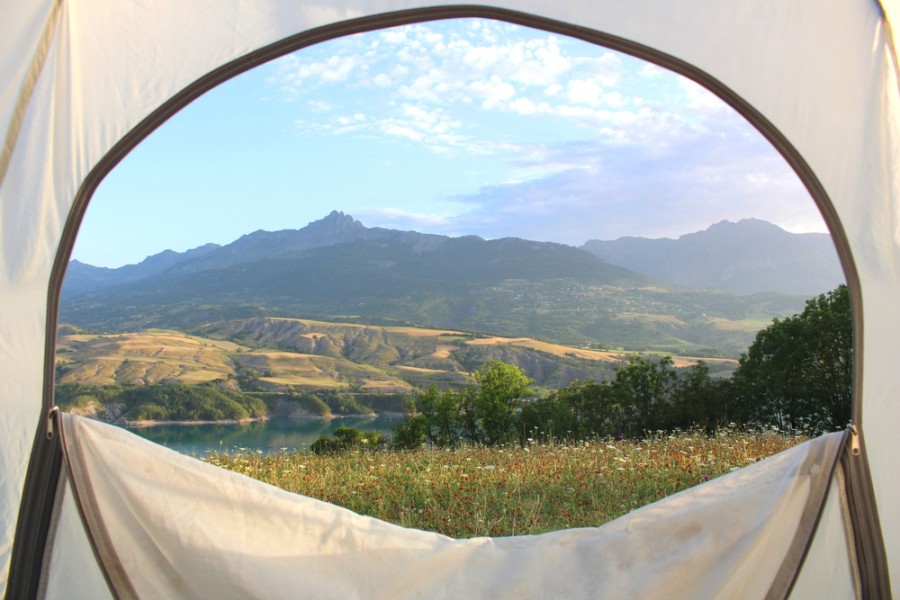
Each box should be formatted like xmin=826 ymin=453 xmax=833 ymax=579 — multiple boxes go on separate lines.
xmin=301 ymin=210 xmax=367 ymax=243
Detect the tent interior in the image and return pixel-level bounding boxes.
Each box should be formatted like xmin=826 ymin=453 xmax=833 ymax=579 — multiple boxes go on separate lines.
xmin=1 ymin=1 xmax=897 ymax=598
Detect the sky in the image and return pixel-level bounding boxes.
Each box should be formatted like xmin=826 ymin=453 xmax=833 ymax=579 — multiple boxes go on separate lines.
xmin=74 ymin=18 xmax=827 ymax=268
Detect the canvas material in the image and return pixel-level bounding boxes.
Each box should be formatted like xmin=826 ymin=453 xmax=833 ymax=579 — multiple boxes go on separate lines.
xmin=38 ymin=472 xmax=115 ymax=600
xmin=788 ymin=476 xmax=858 ymax=599
xmin=57 ymin=415 xmax=842 ymax=600
xmin=2 ymin=1 xmax=898 ymax=593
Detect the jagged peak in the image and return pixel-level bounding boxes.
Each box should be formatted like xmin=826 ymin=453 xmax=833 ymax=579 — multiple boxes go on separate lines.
xmin=704 ymin=218 xmax=782 ymax=231
xmin=305 ymin=210 xmax=365 ymax=232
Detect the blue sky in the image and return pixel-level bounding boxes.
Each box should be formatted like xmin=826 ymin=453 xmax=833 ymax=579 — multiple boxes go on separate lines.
xmin=74 ymin=18 xmax=826 ymax=268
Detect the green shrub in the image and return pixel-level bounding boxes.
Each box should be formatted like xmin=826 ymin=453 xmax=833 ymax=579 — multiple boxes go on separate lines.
xmin=391 ymin=415 xmax=427 ymax=450
xmin=311 ymin=426 xmax=385 ymax=455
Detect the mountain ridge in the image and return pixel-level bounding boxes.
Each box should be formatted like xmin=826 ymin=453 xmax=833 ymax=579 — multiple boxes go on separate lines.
xmin=63 ymin=211 xmax=463 ymax=298
xmin=60 ymin=214 xmax=828 ymax=357
xmin=581 ymin=218 xmax=842 ymax=296
xmin=67 ymin=214 xmax=842 ymax=298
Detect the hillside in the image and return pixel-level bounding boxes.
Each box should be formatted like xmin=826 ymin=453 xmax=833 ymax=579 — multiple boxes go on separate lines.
xmin=61 ymin=213 xmax=808 ymax=357
xmin=582 ymin=219 xmax=843 ymax=296
xmin=55 ymin=319 xmax=738 ymax=395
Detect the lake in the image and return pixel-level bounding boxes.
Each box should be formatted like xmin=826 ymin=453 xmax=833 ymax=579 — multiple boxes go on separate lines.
xmin=126 ymin=415 xmax=405 ymax=455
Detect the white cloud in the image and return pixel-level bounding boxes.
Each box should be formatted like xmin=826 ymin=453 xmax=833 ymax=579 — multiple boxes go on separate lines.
xmin=508 ymin=97 xmax=541 ymax=115
xmin=380 ymin=29 xmax=409 ymax=45
xmin=305 ymin=100 xmax=477 ymax=154
xmin=544 ymin=83 xmax=563 ymax=97
xmin=263 ymin=19 xmax=823 ymax=240
xmin=378 ymin=122 xmax=424 ymax=142
xmin=574 ymin=52 xmax=623 ymax=87
xmin=566 ymin=79 xmax=603 ymax=106
xmin=433 ymin=126 xmax=823 ymax=244
xmin=470 ymin=76 xmax=517 ymax=109
xmin=306 ymin=99 xmax=333 ymax=112
xmin=638 ymin=63 xmax=666 ymax=79
xmin=273 ymin=18 xmax=730 ymax=159
xmin=356 ymin=207 xmax=456 ymax=229
xmin=603 ymin=92 xmax=624 ymax=108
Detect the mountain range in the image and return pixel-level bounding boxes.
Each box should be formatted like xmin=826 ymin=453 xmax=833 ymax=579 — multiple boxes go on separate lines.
xmin=61 ymin=212 xmax=841 ymax=358
xmin=581 ymin=218 xmax=842 ymax=296
xmin=65 ymin=211 xmax=637 ymax=297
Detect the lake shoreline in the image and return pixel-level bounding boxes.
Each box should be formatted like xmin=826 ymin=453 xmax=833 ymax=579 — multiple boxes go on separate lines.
xmin=123 ymin=413 xmax=407 ymax=455
xmin=124 ymin=416 xmax=268 ymax=428
xmin=122 ymin=411 xmax=405 ymax=428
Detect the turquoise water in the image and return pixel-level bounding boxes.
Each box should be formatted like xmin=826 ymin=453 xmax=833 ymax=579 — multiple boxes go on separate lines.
xmin=125 ymin=415 xmax=404 ymax=455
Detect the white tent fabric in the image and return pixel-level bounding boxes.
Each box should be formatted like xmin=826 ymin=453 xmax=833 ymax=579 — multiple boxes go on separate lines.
xmin=53 ymin=414 xmax=846 ymax=599
xmin=39 ymin=470 xmax=114 ymax=600
xmin=789 ymin=475 xmax=859 ymax=599
xmin=1 ymin=0 xmax=898 ymax=596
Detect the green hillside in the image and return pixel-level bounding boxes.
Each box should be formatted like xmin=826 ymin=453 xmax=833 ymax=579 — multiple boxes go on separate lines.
xmin=55 ymin=319 xmax=738 ymax=403
xmin=62 ymin=276 xmax=800 ymax=358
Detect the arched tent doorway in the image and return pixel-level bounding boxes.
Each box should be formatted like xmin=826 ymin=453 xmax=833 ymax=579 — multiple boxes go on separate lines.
xmin=2 ymin=2 xmax=896 ymax=597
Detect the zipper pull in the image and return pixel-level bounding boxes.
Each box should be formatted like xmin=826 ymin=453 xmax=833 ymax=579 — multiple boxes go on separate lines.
xmin=47 ymin=406 xmax=59 ymax=440
xmin=849 ymin=424 xmax=861 ymax=456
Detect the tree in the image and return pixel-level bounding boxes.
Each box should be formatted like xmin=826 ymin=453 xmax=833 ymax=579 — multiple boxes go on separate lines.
xmin=236 ymin=368 xmax=262 ymax=391
xmin=611 ymin=356 xmax=677 ymax=435
xmin=547 ymin=379 xmax=616 ymax=439
xmin=403 ymin=360 xmax=534 ymax=448
xmin=669 ymin=362 xmax=735 ymax=432
xmin=457 ymin=386 xmax=481 ymax=445
xmin=416 ymin=385 xmax=464 ymax=447
xmin=392 ymin=414 xmax=427 ymax=450
xmin=734 ymin=285 xmax=852 ymax=433
xmin=472 ymin=360 xmax=533 ymax=445
xmin=518 ymin=395 xmax=577 ymax=443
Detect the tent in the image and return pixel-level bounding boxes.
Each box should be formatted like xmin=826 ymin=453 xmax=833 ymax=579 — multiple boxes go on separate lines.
xmin=1 ymin=0 xmax=897 ymax=597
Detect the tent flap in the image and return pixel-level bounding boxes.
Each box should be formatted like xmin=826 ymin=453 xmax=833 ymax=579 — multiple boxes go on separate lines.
xmin=59 ymin=414 xmax=844 ymax=600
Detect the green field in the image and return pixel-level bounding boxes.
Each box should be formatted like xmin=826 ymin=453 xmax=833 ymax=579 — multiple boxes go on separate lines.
xmin=207 ymin=430 xmax=804 ymax=538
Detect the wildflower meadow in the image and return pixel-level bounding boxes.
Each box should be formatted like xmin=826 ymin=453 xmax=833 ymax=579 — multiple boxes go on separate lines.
xmin=207 ymin=429 xmax=804 ymax=538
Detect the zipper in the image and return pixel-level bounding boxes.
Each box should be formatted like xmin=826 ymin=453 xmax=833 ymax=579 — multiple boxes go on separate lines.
xmin=841 ymin=426 xmax=892 ymax=599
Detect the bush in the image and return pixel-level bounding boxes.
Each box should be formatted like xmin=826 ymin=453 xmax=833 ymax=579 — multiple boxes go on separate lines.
xmin=311 ymin=426 xmax=385 ymax=455
xmin=391 ymin=415 xmax=427 ymax=450
xmin=310 ymin=436 xmax=343 ymax=455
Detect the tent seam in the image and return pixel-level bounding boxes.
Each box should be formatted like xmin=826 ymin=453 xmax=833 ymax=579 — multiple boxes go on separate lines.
xmin=875 ymin=0 xmax=900 ymax=97
xmin=57 ymin=413 xmax=136 ymax=600
xmin=835 ymin=465 xmax=864 ymax=599
xmin=764 ymin=430 xmax=849 ymax=600
xmin=0 ymin=0 xmax=63 ymax=189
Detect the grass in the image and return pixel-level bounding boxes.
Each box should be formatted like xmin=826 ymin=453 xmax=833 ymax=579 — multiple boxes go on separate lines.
xmin=205 ymin=430 xmax=804 ymax=538
xmin=466 ymin=336 xmax=625 ymax=363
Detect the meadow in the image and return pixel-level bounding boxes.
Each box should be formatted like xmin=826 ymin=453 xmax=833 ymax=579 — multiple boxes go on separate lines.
xmin=206 ymin=429 xmax=804 ymax=538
